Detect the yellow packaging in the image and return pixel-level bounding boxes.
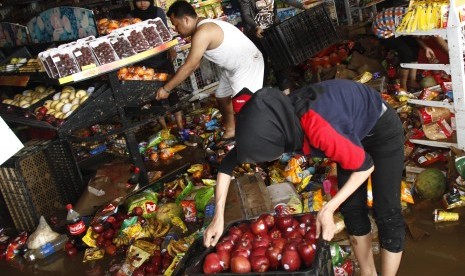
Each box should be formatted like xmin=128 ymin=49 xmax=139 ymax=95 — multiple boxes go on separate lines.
xmin=433 ymin=209 xmax=459 ymax=223
xmin=83 ymin=247 xmax=104 ymax=262
xmin=123 ymin=223 xmax=143 ymax=239
xmin=82 ymin=228 xmax=97 ymax=248
xmin=284 ymin=158 xmax=303 ymax=184
xmin=164 ymin=254 xmax=183 ymax=276
xmin=133 ymin=240 xmax=157 ymax=255
xmin=401 ymin=180 xmax=414 ymax=204
xmin=367 ymin=176 xmax=373 ymax=208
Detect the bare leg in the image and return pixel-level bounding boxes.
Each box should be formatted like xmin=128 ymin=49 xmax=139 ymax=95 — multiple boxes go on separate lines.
xmin=399 ymin=68 xmax=409 ymax=91
xmin=350 ymin=234 xmax=377 ymax=276
xmin=158 ymin=116 xmax=168 ymax=129
xmin=215 ymin=96 xmax=235 ymax=139
xmin=380 ymin=249 xmax=402 ymax=276
xmin=174 ymin=110 xmax=184 ymax=129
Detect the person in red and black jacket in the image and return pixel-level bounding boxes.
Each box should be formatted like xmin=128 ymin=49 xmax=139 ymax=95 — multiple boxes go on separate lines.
xmin=204 ymin=79 xmax=405 ymax=276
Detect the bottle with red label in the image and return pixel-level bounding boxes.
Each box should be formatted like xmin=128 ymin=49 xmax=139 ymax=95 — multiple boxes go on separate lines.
xmin=66 ymin=204 xmax=86 ymax=249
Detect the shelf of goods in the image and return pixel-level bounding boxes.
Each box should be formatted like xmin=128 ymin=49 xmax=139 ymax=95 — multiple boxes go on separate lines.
xmin=343 ymin=0 xmax=385 ymax=25
xmin=396 ymin=0 xmax=465 ymax=150
xmin=0 ymin=38 xmax=185 ymax=187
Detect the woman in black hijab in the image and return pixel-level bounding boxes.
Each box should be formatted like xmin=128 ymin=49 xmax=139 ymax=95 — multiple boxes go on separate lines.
xmin=204 ymin=79 xmax=405 ymax=276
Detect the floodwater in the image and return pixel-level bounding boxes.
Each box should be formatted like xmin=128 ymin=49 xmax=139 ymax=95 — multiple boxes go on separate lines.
xmin=395 ymin=199 xmax=465 ymax=275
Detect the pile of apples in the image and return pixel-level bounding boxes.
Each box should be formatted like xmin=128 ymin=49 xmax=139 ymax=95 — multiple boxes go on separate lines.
xmin=203 ymin=213 xmax=318 ymax=274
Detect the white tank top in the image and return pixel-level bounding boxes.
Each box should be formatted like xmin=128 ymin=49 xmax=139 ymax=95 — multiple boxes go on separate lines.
xmin=196 ymin=19 xmax=261 ymax=73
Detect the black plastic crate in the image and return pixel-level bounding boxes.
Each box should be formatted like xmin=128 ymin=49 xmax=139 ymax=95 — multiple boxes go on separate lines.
xmin=115 ymin=80 xmax=164 ymax=107
xmin=58 ymin=83 xmax=116 ymax=136
xmin=0 ymin=140 xmax=84 ymax=232
xmin=178 ymin=214 xmax=334 ymax=276
xmin=262 ymin=3 xmax=339 ymax=69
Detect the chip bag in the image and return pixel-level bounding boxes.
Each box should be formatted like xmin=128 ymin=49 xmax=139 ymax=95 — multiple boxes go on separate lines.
xmin=284 ymin=158 xmax=303 ymax=184
xmin=126 ymin=189 xmax=158 ymax=218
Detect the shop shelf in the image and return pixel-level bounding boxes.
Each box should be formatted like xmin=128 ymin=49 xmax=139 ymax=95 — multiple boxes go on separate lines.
xmin=0 ymin=140 xmax=83 ymax=232
xmin=58 ymin=39 xmax=178 ymax=85
xmin=191 ymin=0 xmax=221 ymax=8
xmin=400 ymin=63 xmax=450 ymax=74
xmin=407 ymin=99 xmax=455 ymax=110
xmin=409 ymin=135 xmax=458 ymax=148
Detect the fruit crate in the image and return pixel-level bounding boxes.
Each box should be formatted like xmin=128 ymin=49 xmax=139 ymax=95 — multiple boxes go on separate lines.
xmin=0 ymin=140 xmax=84 ymax=232
xmin=232 ymin=173 xmax=274 ymax=220
xmin=58 ymin=83 xmax=115 ymax=136
xmin=173 ymin=49 xmax=221 ymax=94
xmin=177 ymin=214 xmax=334 ymax=276
xmin=261 ymin=3 xmax=339 ymax=70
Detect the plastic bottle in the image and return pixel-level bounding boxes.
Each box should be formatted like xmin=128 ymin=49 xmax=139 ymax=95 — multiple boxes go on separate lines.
xmin=66 ymin=204 xmax=86 ymax=249
xmin=127 ymin=166 xmax=140 ymax=186
xmin=23 ymin=234 xmax=68 ymax=262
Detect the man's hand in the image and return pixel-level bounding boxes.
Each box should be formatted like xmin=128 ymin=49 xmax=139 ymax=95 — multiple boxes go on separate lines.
xmin=303 ymin=0 xmax=319 ymax=9
xmin=168 ymin=48 xmax=177 ymax=62
xmin=156 ymin=86 xmax=170 ymax=101
xmin=256 ymin=26 xmax=264 ymax=39
xmin=204 ymin=214 xmax=224 ymax=247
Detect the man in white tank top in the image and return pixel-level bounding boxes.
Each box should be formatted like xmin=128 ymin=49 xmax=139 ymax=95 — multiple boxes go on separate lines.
xmin=156 ymin=0 xmax=264 ymax=140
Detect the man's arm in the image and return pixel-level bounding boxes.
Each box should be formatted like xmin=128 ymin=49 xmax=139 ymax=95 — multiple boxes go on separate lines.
xmin=156 ymin=27 xmax=210 ymax=100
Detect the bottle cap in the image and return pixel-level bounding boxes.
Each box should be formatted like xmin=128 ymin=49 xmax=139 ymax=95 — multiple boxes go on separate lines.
xmin=66 ymin=204 xmax=73 ymax=210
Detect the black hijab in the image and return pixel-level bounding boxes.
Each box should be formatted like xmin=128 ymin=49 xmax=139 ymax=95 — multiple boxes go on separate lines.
xmin=131 ymin=0 xmax=157 ymax=21
xmin=235 ymin=87 xmax=304 ymax=164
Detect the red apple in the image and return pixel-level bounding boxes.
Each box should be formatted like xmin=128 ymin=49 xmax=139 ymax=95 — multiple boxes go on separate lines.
xmin=259 ymin=213 xmax=275 ymax=228
xmin=230 ymin=256 xmax=251 ymax=273
xmin=271 ymin=238 xmax=287 ymax=251
xmin=216 ymin=240 xmax=234 ymax=253
xmin=284 ymin=229 xmax=302 ymax=240
xmin=275 ymin=215 xmax=293 ymax=231
xmin=266 ymin=246 xmax=282 ymax=270
xmin=283 ymin=240 xmax=299 ymax=252
xmin=203 ymin=253 xmax=224 ymax=274
xmin=217 ymin=249 xmax=231 ymax=270
xmin=299 ymin=213 xmax=315 ymax=226
xmin=250 ymin=218 xmax=268 ymax=236
xmin=241 ymin=231 xmax=255 ymax=242
xmin=251 ymin=255 xmax=270 ymax=272
xmin=231 ymin=248 xmax=250 ymax=259
xmin=237 ymin=222 xmax=250 ymax=233
xmin=233 ymin=238 xmax=252 ymax=252
xmin=268 ymin=228 xmax=282 ymax=239
xmin=297 ymin=241 xmax=316 ymax=267
xmin=250 ymin=246 xmax=267 ymax=258
xmin=282 ymin=249 xmax=301 ymax=271
xmin=228 ymin=226 xmax=243 ymax=237
xmin=252 ymin=234 xmax=271 ymax=249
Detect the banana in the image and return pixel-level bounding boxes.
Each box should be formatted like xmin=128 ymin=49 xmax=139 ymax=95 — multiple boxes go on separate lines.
xmin=152 ymin=223 xmax=171 ymax=238
xmin=167 ymin=241 xmax=177 ymax=257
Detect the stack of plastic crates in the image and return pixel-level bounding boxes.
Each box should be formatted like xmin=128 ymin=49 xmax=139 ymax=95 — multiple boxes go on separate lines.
xmin=261 ymin=3 xmax=339 ymax=69
xmin=173 ymin=49 xmax=221 ymax=94
xmin=0 ymin=140 xmax=84 ymax=232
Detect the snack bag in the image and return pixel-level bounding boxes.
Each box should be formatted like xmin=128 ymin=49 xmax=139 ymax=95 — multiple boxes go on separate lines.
xmin=194 ymin=187 xmax=214 ymax=212
xmin=126 ymin=189 xmax=158 ymax=218
xmin=401 ymin=180 xmax=414 ymax=204
xmin=181 ymin=200 xmax=197 ymax=222
xmin=284 ymin=158 xmax=303 ymax=184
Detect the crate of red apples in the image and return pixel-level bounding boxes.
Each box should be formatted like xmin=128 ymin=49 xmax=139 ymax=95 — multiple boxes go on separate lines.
xmin=181 ymin=213 xmax=333 ymax=275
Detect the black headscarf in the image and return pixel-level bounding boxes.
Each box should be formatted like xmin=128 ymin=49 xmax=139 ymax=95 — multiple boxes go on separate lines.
xmin=235 ymin=87 xmax=304 ymax=164
xmin=131 ymin=0 xmax=157 ymax=21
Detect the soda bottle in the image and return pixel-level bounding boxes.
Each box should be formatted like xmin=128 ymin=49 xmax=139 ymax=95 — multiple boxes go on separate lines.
xmin=23 ymin=234 xmax=68 ymax=262
xmin=66 ymin=204 xmax=86 ymax=249
xmin=127 ymin=166 xmax=140 ymax=186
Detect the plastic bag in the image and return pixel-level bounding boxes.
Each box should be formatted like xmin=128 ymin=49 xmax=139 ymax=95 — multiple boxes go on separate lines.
xmin=26 ymin=217 xmax=60 ymax=249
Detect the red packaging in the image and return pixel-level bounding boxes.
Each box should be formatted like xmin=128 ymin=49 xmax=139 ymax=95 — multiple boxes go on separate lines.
xmin=181 ymin=200 xmax=197 ymax=222
xmin=333 ymin=259 xmax=354 ymax=276
xmin=413 ymin=148 xmax=446 ymax=167
xmin=6 ymin=232 xmax=27 ymax=261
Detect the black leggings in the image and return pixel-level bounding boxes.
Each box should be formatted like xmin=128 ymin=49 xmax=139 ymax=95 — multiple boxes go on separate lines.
xmin=337 ymin=104 xmax=405 ymax=253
